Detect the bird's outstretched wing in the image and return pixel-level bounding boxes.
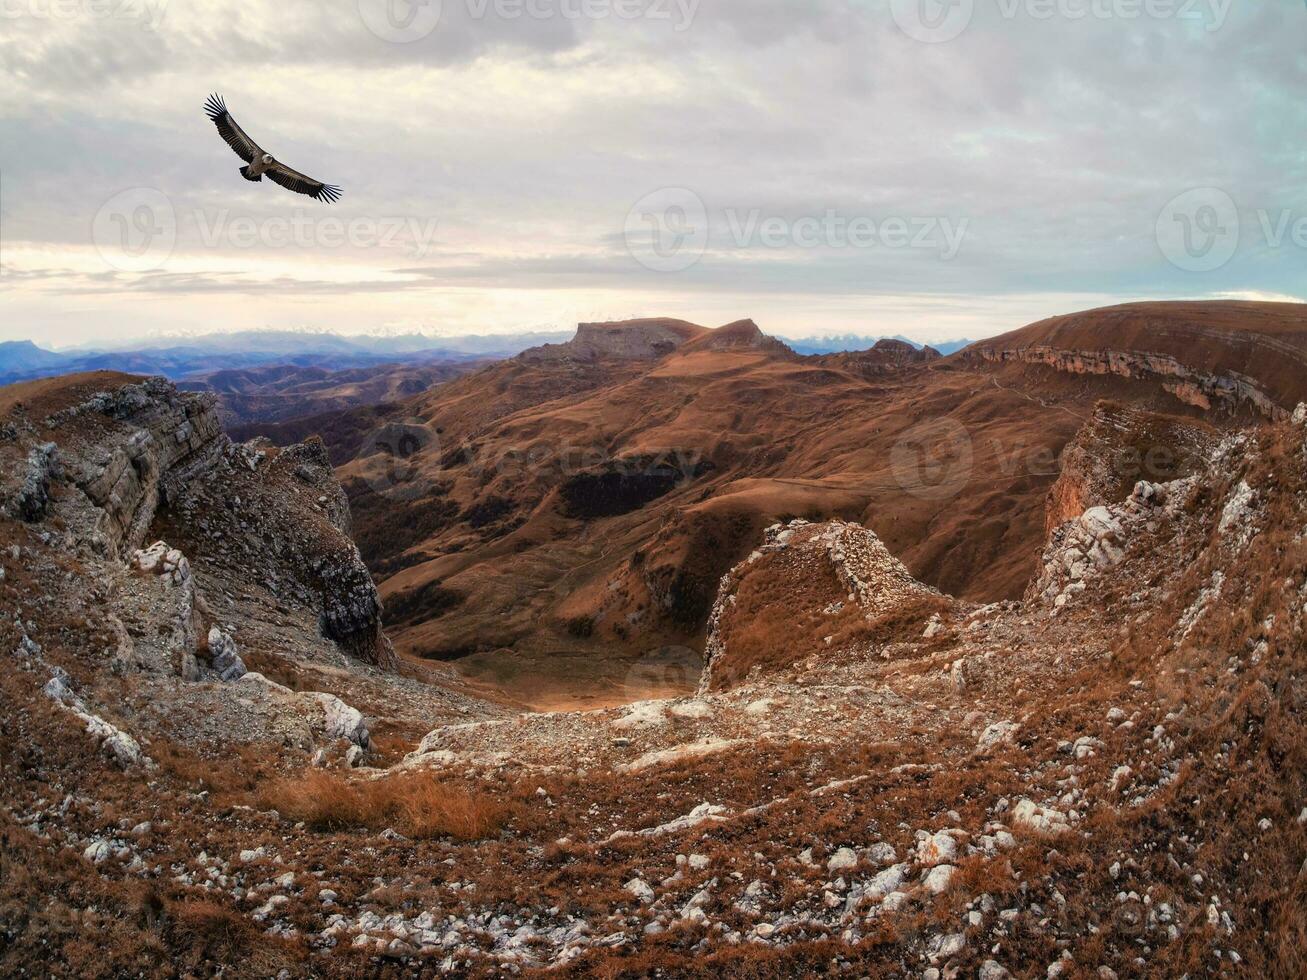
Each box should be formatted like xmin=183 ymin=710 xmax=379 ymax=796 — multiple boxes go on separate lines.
xmin=265 ymin=161 xmax=343 ymax=204
xmin=203 ymin=94 xmax=261 ymax=164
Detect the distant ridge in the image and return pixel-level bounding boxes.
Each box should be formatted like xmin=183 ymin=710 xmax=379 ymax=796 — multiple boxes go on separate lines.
xmin=0 ymin=340 xmax=67 ymax=377
xmin=0 ymin=330 xmax=574 ymax=387
xmin=518 ymin=317 xmax=793 ymax=363
xmin=786 ymin=334 xmax=973 ymax=356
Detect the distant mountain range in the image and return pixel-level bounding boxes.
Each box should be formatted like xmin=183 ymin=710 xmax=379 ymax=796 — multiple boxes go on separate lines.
xmin=0 ymin=331 xmax=575 ymax=387
xmin=0 ymin=330 xmax=973 ymax=388
xmin=785 ymin=334 xmax=973 ymax=356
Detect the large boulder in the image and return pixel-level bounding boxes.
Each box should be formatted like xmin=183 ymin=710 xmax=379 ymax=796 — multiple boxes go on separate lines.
xmin=317 ymin=545 xmax=396 ymax=670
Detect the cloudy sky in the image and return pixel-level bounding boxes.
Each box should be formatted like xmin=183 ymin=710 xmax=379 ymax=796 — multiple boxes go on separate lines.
xmin=1 ymin=0 xmax=1303 ymax=348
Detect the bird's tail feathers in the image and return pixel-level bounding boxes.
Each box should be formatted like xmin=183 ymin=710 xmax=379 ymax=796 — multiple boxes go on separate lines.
xmin=239 ymin=165 xmax=262 ymax=182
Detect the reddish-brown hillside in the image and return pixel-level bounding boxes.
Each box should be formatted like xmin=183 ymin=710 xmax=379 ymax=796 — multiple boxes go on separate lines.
xmin=967 ymin=300 xmax=1307 ymax=412
xmin=310 ymin=304 xmax=1307 ymax=705
xmin=182 ymin=360 xmax=482 ymax=426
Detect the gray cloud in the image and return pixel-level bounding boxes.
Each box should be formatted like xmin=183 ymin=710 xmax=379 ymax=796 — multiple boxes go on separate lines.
xmin=1 ymin=0 xmax=1304 ymax=345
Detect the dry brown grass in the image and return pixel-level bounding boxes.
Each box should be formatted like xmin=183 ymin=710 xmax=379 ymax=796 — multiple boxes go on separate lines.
xmin=260 ymin=769 xmax=515 ymax=841
xmin=831 ymin=593 xmax=955 ymax=649
xmin=153 ymin=740 xmax=281 ymax=801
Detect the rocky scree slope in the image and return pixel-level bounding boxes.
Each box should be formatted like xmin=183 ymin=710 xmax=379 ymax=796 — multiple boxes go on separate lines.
xmin=350 ymin=404 xmax=1307 ymax=975
xmin=1039 ymin=400 xmax=1218 ymax=534
xmin=6 ymin=372 xmax=1307 ymax=974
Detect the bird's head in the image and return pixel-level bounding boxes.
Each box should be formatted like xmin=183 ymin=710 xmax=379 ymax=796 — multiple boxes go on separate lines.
xmin=261 ymin=153 xmax=273 ymax=164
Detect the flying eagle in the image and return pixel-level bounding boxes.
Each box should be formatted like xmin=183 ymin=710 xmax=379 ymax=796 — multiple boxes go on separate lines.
xmin=203 ymin=94 xmax=342 ymax=204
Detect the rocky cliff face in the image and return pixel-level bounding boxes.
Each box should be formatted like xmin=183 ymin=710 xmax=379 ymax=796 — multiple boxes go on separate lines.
xmin=571 ymin=319 xmax=701 ymax=359
xmin=1041 ymin=402 xmax=1217 ymax=534
xmin=808 ymin=338 xmax=941 ymax=379
xmin=869 ymin=337 xmax=941 ymax=363
xmin=1 ymin=374 xmax=394 ymax=672
xmin=967 ymin=345 xmax=1288 ymax=420
xmin=50 ymin=377 xmax=225 ymax=555
xmin=520 ymin=318 xmax=706 ymax=362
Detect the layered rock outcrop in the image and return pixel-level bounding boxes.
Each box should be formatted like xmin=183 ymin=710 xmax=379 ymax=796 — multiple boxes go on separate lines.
xmin=317 ymin=546 xmax=394 ymax=666
xmin=520 ymin=317 xmax=792 ymax=364
xmin=59 ymin=378 xmax=225 ymax=554
xmin=521 ymin=318 xmax=706 ymax=362
xmin=1042 ymin=402 xmax=1217 ymax=534
xmin=1031 ymin=478 xmax=1197 ymax=611
xmin=810 ymin=338 xmax=942 ymax=379
xmin=967 ymin=345 xmax=1288 ymax=420
xmin=6 ymin=374 xmax=394 ymax=672
xmin=7 ymin=442 xmax=59 ymax=521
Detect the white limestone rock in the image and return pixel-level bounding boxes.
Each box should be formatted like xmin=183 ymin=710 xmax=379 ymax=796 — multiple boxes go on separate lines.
xmin=45 ymin=672 xmax=149 ymax=768
xmin=1012 ymin=798 xmax=1071 ymax=835
xmin=132 ymin=541 xmax=191 ymax=586
xmin=312 ymin=693 xmax=370 ymax=747
xmin=827 ymin=847 xmax=859 ymax=872
xmin=917 ymin=831 xmax=960 ymax=867
xmin=624 ymin=879 xmax=656 ymax=904
xmin=976 ymin=720 xmax=1019 ymax=754
xmin=207 ymin=627 xmax=246 ymax=682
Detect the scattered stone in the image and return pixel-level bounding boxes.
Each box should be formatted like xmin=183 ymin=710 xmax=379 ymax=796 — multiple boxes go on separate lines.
xmin=976 ymin=720 xmax=1019 ymax=754
xmin=313 ymin=693 xmax=369 ymax=747
xmin=917 ymin=830 xmax=959 ymax=867
xmin=1013 ymin=799 xmax=1071 ymax=835
xmin=827 ymin=847 xmax=859 ymax=872
xmin=923 ymin=864 xmax=956 ymax=895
